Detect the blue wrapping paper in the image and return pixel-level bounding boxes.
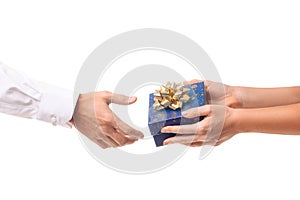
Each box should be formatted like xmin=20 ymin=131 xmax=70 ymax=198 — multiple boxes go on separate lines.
xmin=148 ymin=82 xmax=206 ymax=146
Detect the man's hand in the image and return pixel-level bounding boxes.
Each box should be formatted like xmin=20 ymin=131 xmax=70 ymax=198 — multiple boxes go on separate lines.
xmin=71 ymin=91 xmax=144 ymax=149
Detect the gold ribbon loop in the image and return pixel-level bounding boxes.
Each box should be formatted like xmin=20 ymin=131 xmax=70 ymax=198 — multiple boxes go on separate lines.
xmin=153 ymin=81 xmax=190 ymax=110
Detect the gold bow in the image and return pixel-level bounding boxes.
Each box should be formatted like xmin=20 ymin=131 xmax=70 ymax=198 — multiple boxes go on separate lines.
xmin=153 ymin=81 xmax=190 ymax=110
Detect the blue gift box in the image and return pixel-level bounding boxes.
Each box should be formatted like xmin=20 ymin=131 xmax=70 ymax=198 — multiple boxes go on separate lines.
xmin=148 ymin=82 xmax=206 ymax=147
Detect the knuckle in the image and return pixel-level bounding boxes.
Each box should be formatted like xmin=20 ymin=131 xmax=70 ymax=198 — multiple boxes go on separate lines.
xmin=97 ymin=91 xmax=112 ymax=103
xmin=94 ymin=134 xmax=105 ymax=141
xmin=203 ymin=121 xmax=210 ymax=130
xmin=196 ymin=123 xmax=205 ymax=133
xmin=101 ymin=90 xmax=112 ymax=98
xmin=205 ymin=105 xmax=212 ymax=114
xmin=196 ymin=126 xmax=203 ymax=134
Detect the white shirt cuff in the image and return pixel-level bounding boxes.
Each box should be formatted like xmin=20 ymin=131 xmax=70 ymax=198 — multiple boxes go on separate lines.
xmin=37 ymin=83 xmax=74 ymax=128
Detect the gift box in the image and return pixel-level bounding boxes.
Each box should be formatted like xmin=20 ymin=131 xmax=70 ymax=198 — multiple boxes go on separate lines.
xmin=148 ymin=82 xmax=206 ymax=147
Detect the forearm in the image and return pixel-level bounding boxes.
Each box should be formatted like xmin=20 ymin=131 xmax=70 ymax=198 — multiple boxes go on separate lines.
xmin=235 ymin=103 xmax=300 ymax=135
xmin=234 ymin=86 xmax=300 ymax=108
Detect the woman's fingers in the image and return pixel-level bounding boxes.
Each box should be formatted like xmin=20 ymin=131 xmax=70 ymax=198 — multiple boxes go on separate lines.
xmin=161 ymin=117 xmax=211 ymax=134
xmin=161 ymin=123 xmax=198 ymax=134
xmin=182 ymin=105 xmax=212 ymax=118
xmin=183 ymin=79 xmax=202 ymax=85
xmin=163 ymin=135 xmax=206 ymax=145
xmin=183 ymin=79 xmax=212 ymax=89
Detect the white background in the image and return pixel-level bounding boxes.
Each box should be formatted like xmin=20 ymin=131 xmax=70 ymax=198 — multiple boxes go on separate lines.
xmin=0 ymin=0 xmax=300 ymax=199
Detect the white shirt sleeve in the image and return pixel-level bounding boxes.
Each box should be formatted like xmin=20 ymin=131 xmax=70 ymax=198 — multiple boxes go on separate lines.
xmin=0 ymin=62 xmax=74 ymax=127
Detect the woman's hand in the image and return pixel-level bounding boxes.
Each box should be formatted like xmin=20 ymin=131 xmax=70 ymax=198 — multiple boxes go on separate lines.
xmin=186 ymin=79 xmax=242 ymax=108
xmin=187 ymin=80 xmax=300 ymax=109
xmin=161 ymin=80 xmax=300 ymax=147
xmin=161 ymin=105 xmax=239 ymax=146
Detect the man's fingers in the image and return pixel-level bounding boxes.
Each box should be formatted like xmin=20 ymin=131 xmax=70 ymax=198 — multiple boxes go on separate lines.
xmin=96 ymin=135 xmax=118 ymax=147
xmin=182 ymin=105 xmax=212 ymax=118
xmin=99 ymin=125 xmax=137 ymax=146
xmin=124 ymin=135 xmax=138 ymax=145
xmin=106 ymin=130 xmax=128 ymax=146
xmin=111 ymin=94 xmax=137 ymax=105
xmin=114 ymin=114 xmax=144 ymax=139
xmin=95 ymin=126 xmax=120 ymax=147
xmin=104 ymin=91 xmax=137 ymax=105
xmin=115 ymin=129 xmax=138 ymax=145
xmin=93 ymin=139 xmax=110 ymax=149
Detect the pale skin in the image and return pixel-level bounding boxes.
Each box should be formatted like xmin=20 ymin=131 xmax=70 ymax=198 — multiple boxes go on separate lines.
xmin=162 ymin=80 xmax=300 ymax=146
xmin=71 ymin=91 xmax=143 ymax=149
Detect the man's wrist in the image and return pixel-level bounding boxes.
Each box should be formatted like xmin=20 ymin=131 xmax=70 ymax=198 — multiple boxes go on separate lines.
xmin=37 ymin=82 xmax=74 ymax=127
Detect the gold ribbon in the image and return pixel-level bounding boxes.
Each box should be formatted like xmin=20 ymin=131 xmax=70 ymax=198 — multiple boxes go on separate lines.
xmin=153 ymin=81 xmax=190 ymax=110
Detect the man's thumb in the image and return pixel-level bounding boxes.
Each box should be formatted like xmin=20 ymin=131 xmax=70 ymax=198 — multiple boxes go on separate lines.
xmin=109 ymin=93 xmax=137 ymax=105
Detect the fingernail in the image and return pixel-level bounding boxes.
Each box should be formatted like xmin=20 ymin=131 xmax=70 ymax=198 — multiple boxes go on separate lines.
xmin=138 ymin=132 xmax=144 ymax=139
xmin=128 ymin=96 xmax=136 ymax=103
xmin=163 ymin=140 xmax=169 ymax=145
